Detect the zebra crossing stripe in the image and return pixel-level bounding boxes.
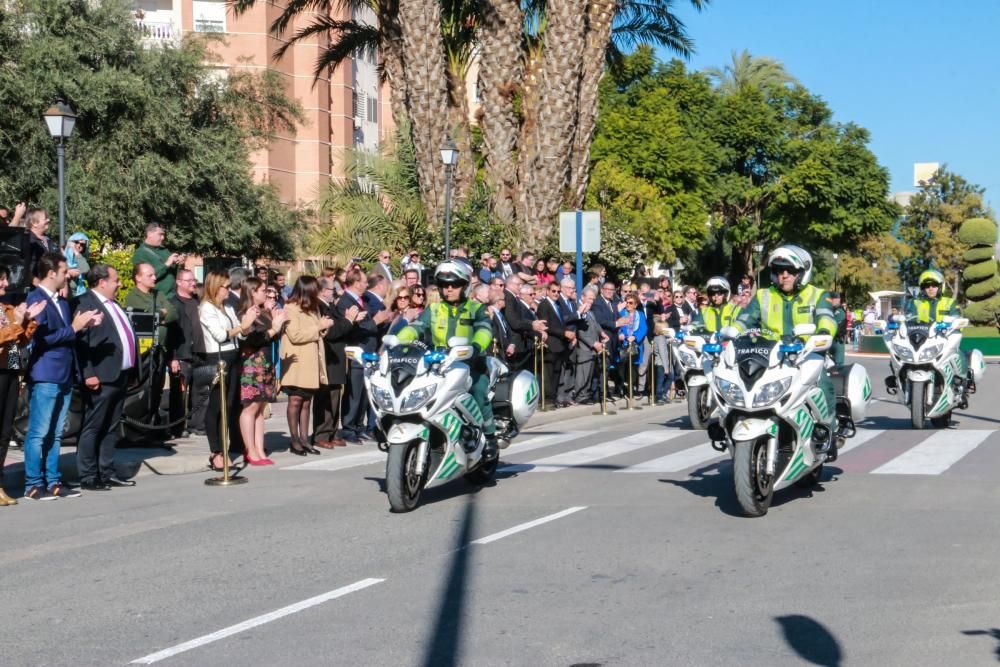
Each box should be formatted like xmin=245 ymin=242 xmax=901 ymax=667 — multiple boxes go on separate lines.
xmin=836 ymin=428 xmax=884 ymax=455
xmin=616 ymin=442 xmax=723 ymax=473
xmin=871 ymin=430 xmax=993 ymax=475
xmin=504 ymin=430 xmax=688 ymax=473
xmin=284 ymin=450 xmax=385 ymax=472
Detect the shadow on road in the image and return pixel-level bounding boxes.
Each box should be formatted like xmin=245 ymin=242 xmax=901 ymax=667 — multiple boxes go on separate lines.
xmin=421 ymin=496 xmax=477 ymax=667
xmin=660 ymin=461 xmax=844 ymax=517
xmin=775 ymin=615 xmax=843 ymax=666
xmin=961 ymin=628 xmax=1000 ymax=661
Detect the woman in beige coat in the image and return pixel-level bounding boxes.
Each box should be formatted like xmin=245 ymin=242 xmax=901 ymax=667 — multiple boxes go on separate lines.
xmin=281 ymin=276 xmax=333 ymax=455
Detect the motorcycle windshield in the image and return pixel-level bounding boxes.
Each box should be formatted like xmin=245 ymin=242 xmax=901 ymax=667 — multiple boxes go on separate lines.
xmin=906 ymin=323 xmax=931 ymax=350
xmin=386 ymin=342 xmax=429 ymax=392
xmin=731 ymin=335 xmax=777 ymax=388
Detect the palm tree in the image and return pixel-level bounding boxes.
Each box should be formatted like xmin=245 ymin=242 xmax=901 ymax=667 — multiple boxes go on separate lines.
xmin=705 ymin=49 xmax=798 ymax=94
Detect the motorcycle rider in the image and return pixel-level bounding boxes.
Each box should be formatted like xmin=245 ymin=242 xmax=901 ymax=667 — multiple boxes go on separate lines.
xmin=694 ymin=277 xmax=741 ymax=333
xmin=906 ymin=270 xmax=959 ymax=323
xmin=396 ymin=261 xmax=499 ymax=461
xmin=733 ymin=245 xmax=840 ymax=461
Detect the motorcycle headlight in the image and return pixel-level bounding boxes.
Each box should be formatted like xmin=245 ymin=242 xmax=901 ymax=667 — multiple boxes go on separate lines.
xmin=370 ymin=385 xmax=395 ymax=411
xmin=917 ymin=342 xmax=944 ymax=361
xmin=892 ymin=343 xmax=914 ymax=361
xmin=400 ymin=384 xmax=436 ymax=412
xmin=715 ymin=378 xmax=745 ymax=407
xmin=676 ymin=348 xmax=697 ymax=368
xmin=752 ymin=377 xmax=792 ymax=408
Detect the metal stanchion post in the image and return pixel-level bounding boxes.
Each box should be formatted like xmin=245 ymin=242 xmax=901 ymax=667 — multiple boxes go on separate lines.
xmin=648 ymin=348 xmax=656 ymax=406
xmin=205 ymin=360 xmax=247 ymax=487
xmin=538 ymin=342 xmax=547 ymax=412
xmin=592 ymin=347 xmax=616 ymax=416
xmin=622 ymin=344 xmax=642 ymax=411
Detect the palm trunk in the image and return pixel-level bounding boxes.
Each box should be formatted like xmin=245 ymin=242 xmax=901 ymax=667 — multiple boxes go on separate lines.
xmin=379 ymin=1 xmax=409 ymax=128
xmin=477 ymin=0 xmax=524 ymax=224
xmin=567 ymin=0 xmax=615 ymax=207
xmin=447 ymin=64 xmax=475 ymax=204
xmin=518 ymin=0 xmax=586 ymax=246
xmin=397 ymin=0 xmax=452 ymax=226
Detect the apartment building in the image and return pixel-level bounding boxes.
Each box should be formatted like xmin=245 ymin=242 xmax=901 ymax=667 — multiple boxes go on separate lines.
xmin=131 ymin=0 xmax=392 ymax=206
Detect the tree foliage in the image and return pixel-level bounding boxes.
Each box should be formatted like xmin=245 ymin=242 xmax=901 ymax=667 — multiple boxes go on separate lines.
xmin=0 ymin=0 xmax=304 ymax=259
xmin=959 ymin=216 xmax=1000 ymax=323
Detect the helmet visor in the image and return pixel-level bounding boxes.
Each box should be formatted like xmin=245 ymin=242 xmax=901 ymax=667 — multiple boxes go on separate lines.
xmin=771 ymin=261 xmax=802 ymax=275
xmin=920 ymin=280 xmax=941 ymax=289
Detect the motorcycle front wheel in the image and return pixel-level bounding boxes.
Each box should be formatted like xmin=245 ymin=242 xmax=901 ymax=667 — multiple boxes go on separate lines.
xmin=910 ymin=382 xmax=926 ymax=430
xmin=733 ymin=438 xmax=774 ymax=517
xmin=687 ymin=385 xmax=711 ymax=430
xmin=386 ymin=441 xmax=426 ymax=513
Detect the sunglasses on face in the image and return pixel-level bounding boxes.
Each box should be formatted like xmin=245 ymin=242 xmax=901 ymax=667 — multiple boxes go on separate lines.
xmin=921 ymin=282 xmax=940 ymax=289
xmin=439 ymin=281 xmax=463 ymax=289
xmin=396 ymin=294 xmax=410 ymax=300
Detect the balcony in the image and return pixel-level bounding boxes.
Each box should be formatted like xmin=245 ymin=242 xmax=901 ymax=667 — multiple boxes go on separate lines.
xmin=136 ymin=17 xmax=178 ymax=46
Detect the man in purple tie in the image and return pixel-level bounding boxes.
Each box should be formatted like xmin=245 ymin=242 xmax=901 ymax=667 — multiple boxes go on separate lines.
xmin=75 ymin=264 xmax=140 ymax=490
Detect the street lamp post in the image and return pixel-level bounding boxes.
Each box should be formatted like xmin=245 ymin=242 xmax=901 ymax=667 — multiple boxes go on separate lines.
xmin=440 ymin=138 xmax=458 ymax=259
xmin=42 ymin=101 xmax=77 ymax=249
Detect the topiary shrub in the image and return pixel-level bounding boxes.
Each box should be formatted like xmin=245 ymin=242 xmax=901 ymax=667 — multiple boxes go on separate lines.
xmin=958 ymin=217 xmax=999 ymax=246
xmin=963 ymin=259 xmax=998 ymax=283
xmin=960 ymin=216 xmax=1000 ymax=323
xmin=963 ymin=246 xmax=996 ymax=263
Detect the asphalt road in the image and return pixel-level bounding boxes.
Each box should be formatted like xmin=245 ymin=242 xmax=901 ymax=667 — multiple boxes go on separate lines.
xmin=4 ymin=355 xmax=1000 ymax=666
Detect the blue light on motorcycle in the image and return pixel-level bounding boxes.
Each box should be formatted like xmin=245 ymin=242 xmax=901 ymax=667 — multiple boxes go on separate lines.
xmin=676 ymin=332 xmax=686 ymax=341
xmin=703 ymin=343 xmax=723 ymax=354
xmin=887 ymin=322 xmax=899 ymax=330
xmin=779 ymin=343 xmax=803 ymax=354
xmin=423 ymin=351 xmax=446 ymax=364
xmin=935 ymin=322 xmax=949 ymax=332
xmin=361 ymin=353 xmax=380 ymax=362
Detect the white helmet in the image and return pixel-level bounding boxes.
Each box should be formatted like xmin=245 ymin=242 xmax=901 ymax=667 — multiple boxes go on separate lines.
xmin=705 ymin=276 xmax=731 ymax=300
xmin=767 ymin=244 xmax=813 ymax=288
xmin=434 ymin=260 xmax=472 ymax=286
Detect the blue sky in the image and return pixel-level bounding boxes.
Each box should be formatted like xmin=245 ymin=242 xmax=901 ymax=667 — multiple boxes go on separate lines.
xmin=665 ymin=0 xmax=999 ymax=207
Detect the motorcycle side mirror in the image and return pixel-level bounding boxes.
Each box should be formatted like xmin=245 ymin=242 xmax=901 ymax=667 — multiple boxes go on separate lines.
xmin=808 ymin=334 xmax=833 ymax=353
xmin=719 ymin=325 xmax=740 ymax=341
xmin=793 ymin=323 xmax=816 ymax=338
xmin=448 ymin=336 xmax=470 ymax=348
xmin=450 ymin=345 xmax=475 ymax=361
xmin=892 ymin=314 xmax=907 ymax=323
xmin=952 ymin=317 xmax=969 ymax=329
xmin=344 ymin=346 xmax=364 ymax=363
xmin=382 ymin=334 xmax=400 ymax=348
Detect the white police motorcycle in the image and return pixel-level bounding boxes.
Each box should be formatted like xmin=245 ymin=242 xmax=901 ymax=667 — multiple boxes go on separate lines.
xmin=673 ymin=326 xmax=721 ymax=429
xmin=882 ymin=315 xmax=985 ymax=429
xmin=347 ymin=335 xmax=539 ymax=512
xmin=707 ymin=325 xmax=871 ymax=517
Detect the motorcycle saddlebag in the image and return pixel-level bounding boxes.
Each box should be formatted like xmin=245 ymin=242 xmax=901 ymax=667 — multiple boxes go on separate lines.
xmin=829 ymin=363 xmax=871 ymax=424
xmin=492 ymin=370 xmax=539 ymax=428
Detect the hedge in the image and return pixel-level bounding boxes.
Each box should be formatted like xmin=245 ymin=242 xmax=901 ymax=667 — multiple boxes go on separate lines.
xmin=958 ymin=217 xmax=999 ymax=246
xmin=963 ymin=259 xmax=998 ymax=283
xmin=964 ymin=246 xmax=996 ymax=263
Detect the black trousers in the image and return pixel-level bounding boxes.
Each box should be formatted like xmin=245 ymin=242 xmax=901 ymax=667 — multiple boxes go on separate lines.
xmin=77 ymin=375 xmax=127 ymax=484
xmin=541 ymin=350 xmax=567 ymax=402
xmin=204 ymin=350 xmax=242 ymax=455
xmin=0 ymin=371 xmax=19 ymax=472
xmin=312 ymin=383 xmax=343 ymax=443
xmin=168 ymin=360 xmax=193 ymax=437
xmin=338 ymin=362 xmax=368 ymax=439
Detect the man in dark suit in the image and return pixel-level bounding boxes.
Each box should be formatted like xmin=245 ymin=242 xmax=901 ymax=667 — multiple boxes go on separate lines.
xmin=502 ymin=276 xmax=546 ymax=371
xmin=75 ymin=264 xmax=139 ymax=490
xmin=535 ymin=281 xmax=573 ymax=406
xmin=487 ymin=292 xmax=516 ymax=361
xmin=22 ymin=253 xmax=101 ymax=500
xmin=336 ymin=269 xmax=379 ymax=443
xmin=372 ymin=249 xmax=394 ymax=282
xmin=593 ymin=280 xmax=626 ymax=397
xmin=313 ymin=277 xmax=361 ymax=448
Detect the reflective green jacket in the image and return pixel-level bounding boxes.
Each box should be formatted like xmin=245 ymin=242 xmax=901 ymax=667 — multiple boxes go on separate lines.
xmin=735 ymin=285 xmax=837 ymax=340
xmin=397 ymin=298 xmax=493 ymax=353
xmin=905 ymin=296 xmax=959 ymax=323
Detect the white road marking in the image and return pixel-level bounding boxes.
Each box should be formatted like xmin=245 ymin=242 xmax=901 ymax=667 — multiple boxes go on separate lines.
xmin=616 ymin=442 xmax=723 ymax=473
xmin=872 ymin=430 xmax=993 ymax=475
xmin=283 ymin=450 xmax=385 ymax=471
xmin=130 ymin=578 xmax=385 ymax=664
xmin=471 ymin=506 xmax=588 ymax=545
xmin=836 ymin=428 xmax=885 ymax=455
xmin=501 ymin=430 xmax=687 ymax=473
xmin=505 ymin=431 xmax=588 ymax=454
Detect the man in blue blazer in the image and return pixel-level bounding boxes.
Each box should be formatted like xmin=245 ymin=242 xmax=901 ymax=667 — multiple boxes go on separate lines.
xmin=75 ymin=264 xmax=139 ymax=490
xmin=22 ymin=252 xmax=100 ymax=500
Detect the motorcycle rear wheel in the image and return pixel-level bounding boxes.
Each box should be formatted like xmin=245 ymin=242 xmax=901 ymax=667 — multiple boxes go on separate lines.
xmin=687 ymin=385 xmax=711 ymax=430
xmin=386 ymin=441 xmax=425 ymax=513
xmin=910 ymin=382 xmax=926 ymax=430
xmin=733 ymin=438 xmax=774 ymax=517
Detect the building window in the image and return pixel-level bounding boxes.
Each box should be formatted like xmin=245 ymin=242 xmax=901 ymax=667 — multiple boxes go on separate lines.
xmin=193 ymin=0 xmax=226 ymax=33
xmin=367 ymin=97 xmax=377 ymax=124
xmin=353 ymin=90 xmax=367 ymax=119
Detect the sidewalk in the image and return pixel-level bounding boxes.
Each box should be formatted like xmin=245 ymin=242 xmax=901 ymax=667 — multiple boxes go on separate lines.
xmin=2 ymin=396 xmax=674 ymax=486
